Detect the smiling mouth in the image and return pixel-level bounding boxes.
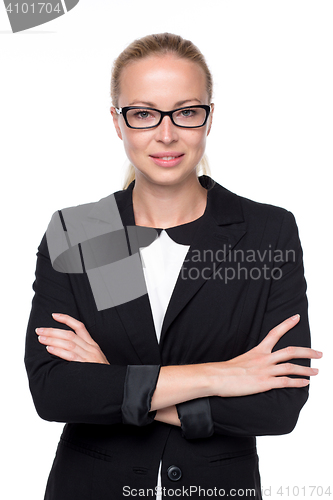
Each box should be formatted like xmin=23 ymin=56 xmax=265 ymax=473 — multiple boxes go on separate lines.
xmin=149 ymin=152 xmax=185 ymax=167
xmin=150 ymin=153 xmax=184 ymax=159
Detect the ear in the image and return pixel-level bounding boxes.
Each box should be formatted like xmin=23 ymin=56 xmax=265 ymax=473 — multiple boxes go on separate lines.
xmin=110 ymin=106 xmax=123 ymax=140
xmin=207 ymin=103 xmax=214 ymax=136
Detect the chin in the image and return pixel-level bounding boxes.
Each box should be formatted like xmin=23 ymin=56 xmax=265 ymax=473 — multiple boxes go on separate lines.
xmin=143 ymin=168 xmax=196 ymax=188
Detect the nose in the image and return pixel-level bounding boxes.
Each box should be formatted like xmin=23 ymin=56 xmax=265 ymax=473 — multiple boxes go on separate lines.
xmin=155 ymin=115 xmax=178 ymax=144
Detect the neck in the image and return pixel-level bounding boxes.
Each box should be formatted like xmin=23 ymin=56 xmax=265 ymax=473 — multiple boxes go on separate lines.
xmin=132 ymin=173 xmax=208 ymax=229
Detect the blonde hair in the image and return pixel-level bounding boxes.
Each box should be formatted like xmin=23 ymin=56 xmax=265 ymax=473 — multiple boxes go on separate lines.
xmin=110 ymin=33 xmax=213 ymax=190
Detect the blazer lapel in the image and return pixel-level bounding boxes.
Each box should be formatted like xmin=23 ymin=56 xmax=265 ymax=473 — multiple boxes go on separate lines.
xmin=111 ymin=184 xmax=162 ymax=364
xmin=159 ymin=177 xmax=246 ymax=346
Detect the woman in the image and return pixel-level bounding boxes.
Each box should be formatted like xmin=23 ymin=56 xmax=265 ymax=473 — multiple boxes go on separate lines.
xmin=25 ymin=33 xmax=321 ymax=499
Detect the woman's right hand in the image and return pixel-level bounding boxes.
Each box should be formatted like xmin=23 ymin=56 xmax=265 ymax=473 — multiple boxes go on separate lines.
xmin=150 ymin=314 xmax=322 ymax=412
xmin=209 ymin=314 xmax=322 ymax=398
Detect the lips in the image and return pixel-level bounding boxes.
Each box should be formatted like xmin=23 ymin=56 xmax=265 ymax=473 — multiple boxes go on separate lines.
xmin=149 ymin=152 xmax=185 ymax=168
xmin=159 ymin=156 xmax=180 ymax=160
xmin=150 ymin=152 xmax=184 ymax=159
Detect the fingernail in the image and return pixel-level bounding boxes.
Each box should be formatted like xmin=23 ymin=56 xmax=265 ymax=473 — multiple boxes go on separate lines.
xmin=36 ymin=328 xmax=44 ymax=333
xmin=52 ymin=313 xmax=61 ymax=316
xmin=292 ymin=314 xmax=300 ymax=321
xmin=316 ymin=351 xmax=323 ymax=356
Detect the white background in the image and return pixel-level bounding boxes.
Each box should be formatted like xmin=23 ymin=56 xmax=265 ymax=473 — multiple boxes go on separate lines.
xmin=0 ymin=0 xmax=332 ymax=498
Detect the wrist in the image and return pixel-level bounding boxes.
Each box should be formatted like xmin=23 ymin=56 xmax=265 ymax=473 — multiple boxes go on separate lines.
xmin=203 ymin=361 xmax=226 ymax=397
xmin=150 ymin=363 xmax=217 ymax=411
xmin=155 ymin=406 xmax=181 ymax=427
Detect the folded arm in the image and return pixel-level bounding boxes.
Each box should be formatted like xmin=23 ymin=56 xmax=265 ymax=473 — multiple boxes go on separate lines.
xmin=25 ymin=234 xmax=161 ymax=426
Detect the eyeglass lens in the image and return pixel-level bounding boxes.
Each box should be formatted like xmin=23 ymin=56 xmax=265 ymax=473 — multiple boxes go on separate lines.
xmin=126 ymin=107 xmax=207 ymax=128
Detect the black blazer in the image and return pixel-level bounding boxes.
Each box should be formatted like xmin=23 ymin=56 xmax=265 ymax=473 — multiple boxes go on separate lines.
xmin=25 ymin=175 xmax=310 ymax=499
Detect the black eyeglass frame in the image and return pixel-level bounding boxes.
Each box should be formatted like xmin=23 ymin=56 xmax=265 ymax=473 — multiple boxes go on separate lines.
xmin=115 ymin=104 xmax=212 ymax=129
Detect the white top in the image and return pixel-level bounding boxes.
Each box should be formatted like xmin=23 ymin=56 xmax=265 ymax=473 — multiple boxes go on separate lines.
xmin=139 ymin=229 xmax=191 ymax=343
xmin=139 ymin=229 xmax=191 ymax=499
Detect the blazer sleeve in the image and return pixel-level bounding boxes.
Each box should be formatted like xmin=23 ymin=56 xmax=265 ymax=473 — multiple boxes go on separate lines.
xmin=25 ymin=231 xmax=161 ymax=426
xmin=176 ymin=210 xmax=311 ymax=439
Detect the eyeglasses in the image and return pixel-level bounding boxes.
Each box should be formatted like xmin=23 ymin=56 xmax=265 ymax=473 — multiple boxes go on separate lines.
xmin=115 ymin=105 xmax=211 ymax=129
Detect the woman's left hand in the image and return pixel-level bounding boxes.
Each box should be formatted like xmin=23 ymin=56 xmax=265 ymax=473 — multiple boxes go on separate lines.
xmin=35 ymin=313 xmax=110 ymax=364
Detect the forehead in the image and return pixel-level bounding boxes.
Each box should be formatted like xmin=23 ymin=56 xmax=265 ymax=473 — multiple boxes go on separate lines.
xmin=118 ymin=54 xmax=208 ymax=107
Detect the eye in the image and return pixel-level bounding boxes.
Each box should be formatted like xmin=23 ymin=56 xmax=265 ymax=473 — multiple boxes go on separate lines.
xmin=136 ymin=111 xmax=150 ymax=119
xmin=131 ymin=109 xmax=156 ymax=120
xmin=174 ymin=108 xmax=199 ymax=120
xmin=126 ymin=108 xmax=159 ymax=128
xmin=173 ymin=107 xmax=206 ymax=127
xmin=180 ymin=109 xmax=195 ymax=117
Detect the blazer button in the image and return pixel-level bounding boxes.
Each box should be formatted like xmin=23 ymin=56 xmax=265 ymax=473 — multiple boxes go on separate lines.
xmin=167 ymin=465 xmax=182 ymax=481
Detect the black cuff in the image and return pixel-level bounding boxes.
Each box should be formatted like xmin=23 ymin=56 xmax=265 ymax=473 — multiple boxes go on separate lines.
xmin=122 ymin=365 xmax=161 ymax=426
xmin=176 ymin=398 xmax=214 ymax=439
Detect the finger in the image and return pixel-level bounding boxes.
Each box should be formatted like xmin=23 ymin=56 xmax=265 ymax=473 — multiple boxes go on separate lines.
xmin=36 ymin=327 xmax=73 ymax=338
xmin=40 ymin=334 xmax=94 ymax=361
xmin=36 ymin=327 xmax=89 ymax=352
xmin=45 ymin=345 xmax=83 ymax=362
xmin=51 ymin=313 xmax=96 ymax=344
xmin=259 ymin=315 xmax=300 ymax=352
xmin=270 ymin=376 xmax=310 ymax=390
xmin=38 ymin=334 xmax=82 ymax=353
xmin=270 ymin=346 xmax=323 ymax=364
xmin=272 ymin=362 xmax=319 ymax=377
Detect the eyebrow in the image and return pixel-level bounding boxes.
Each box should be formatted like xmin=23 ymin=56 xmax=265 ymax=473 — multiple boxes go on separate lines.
xmin=127 ymin=98 xmax=203 ymax=108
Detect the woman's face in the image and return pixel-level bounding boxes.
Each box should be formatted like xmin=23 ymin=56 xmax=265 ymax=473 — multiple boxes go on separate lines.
xmin=111 ymin=54 xmax=213 ymax=188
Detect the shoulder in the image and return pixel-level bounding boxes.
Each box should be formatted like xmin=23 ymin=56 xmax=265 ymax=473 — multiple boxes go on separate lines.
xmin=53 ymin=191 xmax=122 ymax=222
xmin=236 ymin=190 xmax=298 ymax=240
xmin=43 ymin=190 xmax=124 ymax=262
xmin=47 ymin=190 xmax=124 ymax=230
xmin=208 ymin=176 xmax=295 ymax=230
xmin=231 ymin=189 xmax=300 ymax=247
xmin=238 ymin=191 xmax=295 ymax=226
xmin=213 ymin=183 xmax=302 ymax=255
